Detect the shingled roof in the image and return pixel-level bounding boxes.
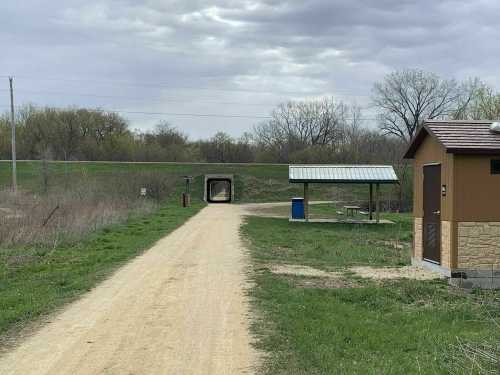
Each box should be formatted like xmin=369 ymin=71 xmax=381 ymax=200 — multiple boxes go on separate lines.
xmin=404 ymin=120 xmax=500 ymax=158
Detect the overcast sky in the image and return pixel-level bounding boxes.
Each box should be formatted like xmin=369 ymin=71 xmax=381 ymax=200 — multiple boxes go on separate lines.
xmin=1 ymin=0 xmax=500 ymax=139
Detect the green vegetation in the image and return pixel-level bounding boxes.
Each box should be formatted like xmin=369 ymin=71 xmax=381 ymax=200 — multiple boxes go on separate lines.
xmin=0 ymin=200 xmax=203 ymax=338
xmin=242 ymin=216 xmax=499 ymax=374
xmin=243 ymin=213 xmax=412 ymax=268
xmin=0 ymin=160 xmax=209 ymax=340
xmin=0 ymin=160 xmax=400 ymax=204
xmin=0 ymin=161 xmax=400 ymax=343
xmin=0 ymin=161 xmax=292 ymax=201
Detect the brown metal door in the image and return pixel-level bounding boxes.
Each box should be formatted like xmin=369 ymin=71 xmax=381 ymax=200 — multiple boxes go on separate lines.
xmin=423 ymin=164 xmax=441 ymax=263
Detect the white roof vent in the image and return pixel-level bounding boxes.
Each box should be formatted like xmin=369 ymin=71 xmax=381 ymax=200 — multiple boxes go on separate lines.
xmin=491 ymin=122 xmax=500 ymax=134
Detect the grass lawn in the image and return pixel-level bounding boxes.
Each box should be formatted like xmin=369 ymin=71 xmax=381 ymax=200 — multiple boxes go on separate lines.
xmin=0 ymin=200 xmax=204 ymax=341
xmin=242 ymin=215 xmax=499 ymax=374
xmin=244 ymin=213 xmax=413 ymax=268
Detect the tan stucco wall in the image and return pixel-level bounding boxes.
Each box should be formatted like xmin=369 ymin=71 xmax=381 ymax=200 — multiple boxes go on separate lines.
xmin=413 ymin=136 xmax=454 ymax=221
xmin=457 ymin=222 xmax=500 ymax=269
xmin=454 ymin=155 xmax=500 ymax=222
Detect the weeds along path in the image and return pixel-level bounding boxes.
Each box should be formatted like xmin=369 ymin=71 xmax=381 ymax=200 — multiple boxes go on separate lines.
xmin=0 ymin=205 xmax=258 ymax=375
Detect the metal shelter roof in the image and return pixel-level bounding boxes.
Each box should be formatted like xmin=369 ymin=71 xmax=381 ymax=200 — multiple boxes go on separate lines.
xmin=289 ymin=165 xmax=399 ymax=184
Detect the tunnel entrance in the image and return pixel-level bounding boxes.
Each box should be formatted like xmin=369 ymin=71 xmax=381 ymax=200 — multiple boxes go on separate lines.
xmin=204 ymin=174 xmax=234 ymax=203
xmin=207 ymin=179 xmax=231 ymax=203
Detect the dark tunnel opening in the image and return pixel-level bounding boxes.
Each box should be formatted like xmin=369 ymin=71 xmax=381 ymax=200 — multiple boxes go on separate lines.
xmin=206 ymin=179 xmax=232 ymax=203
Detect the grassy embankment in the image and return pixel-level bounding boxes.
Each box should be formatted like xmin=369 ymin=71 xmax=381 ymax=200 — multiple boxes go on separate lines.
xmin=242 ymin=213 xmax=499 ymax=374
xmin=0 ymin=160 xmax=399 ymax=203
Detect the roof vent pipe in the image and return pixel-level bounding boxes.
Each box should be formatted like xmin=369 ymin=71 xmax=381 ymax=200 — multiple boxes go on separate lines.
xmin=491 ymin=122 xmax=500 ymax=134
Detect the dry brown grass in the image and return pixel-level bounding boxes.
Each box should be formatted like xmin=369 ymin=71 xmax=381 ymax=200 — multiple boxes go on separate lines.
xmin=446 ymin=339 xmax=499 ymax=374
xmin=0 ymin=171 xmax=179 ymax=247
xmin=444 ymin=291 xmax=500 ymax=374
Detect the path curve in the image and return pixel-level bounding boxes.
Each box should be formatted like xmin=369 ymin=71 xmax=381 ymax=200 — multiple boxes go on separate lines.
xmin=0 ymin=205 xmax=258 ymax=375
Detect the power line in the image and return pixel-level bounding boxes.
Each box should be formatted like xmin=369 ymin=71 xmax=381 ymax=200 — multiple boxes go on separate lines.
xmin=0 ymin=74 xmax=371 ymax=97
xmin=0 ymin=87 xmax=371 ymax=103
xmin=0 ymin=75 xmax=376 ymax=120
xmin=0 ymin=103 xmax=379 ymax=121
xmin=107 ymin=109 xmax=272 ymax=119
xmin=0 ymin=104 xmax=271 ymax=119
xmin=0 ymin=74 xmax=319 ymax=95
xmin=0 ymin=88 xmax=279 ymax=107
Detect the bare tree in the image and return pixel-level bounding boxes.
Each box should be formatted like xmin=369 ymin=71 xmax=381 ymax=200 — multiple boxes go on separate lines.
xmin=372 ymin=69 xmax=472 ymax=143
xmin=152 ymin=121 xmax=188 ymax=147
xmin=453 ymin=81 xmax=500 ymax=120
xmin=253 ymin=98 xmax=361 ymax=161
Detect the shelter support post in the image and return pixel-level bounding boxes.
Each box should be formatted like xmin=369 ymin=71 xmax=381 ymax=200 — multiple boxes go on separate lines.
xmin=376 ymin=183 xmax=380 ymax=223
xmin=304 ymin=182 xmax=309 ymax=221
xmin=369 ymin=183 xmax=373 ymax=221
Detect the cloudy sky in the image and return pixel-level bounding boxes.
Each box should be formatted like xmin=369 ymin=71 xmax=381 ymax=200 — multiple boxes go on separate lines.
xmin=1 ymin=0 xmax=500 ymax=139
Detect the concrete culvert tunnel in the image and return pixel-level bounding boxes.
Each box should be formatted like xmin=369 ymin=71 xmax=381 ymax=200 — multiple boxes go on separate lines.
xmin=204 ymin=175 xmax=234 ymax=203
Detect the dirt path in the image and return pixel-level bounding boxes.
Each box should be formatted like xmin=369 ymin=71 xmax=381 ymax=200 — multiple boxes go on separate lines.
xmin=0 ymin=205 xmax=258 ymax=375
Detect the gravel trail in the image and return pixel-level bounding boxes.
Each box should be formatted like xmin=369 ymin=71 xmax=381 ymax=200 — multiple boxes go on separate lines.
xmin=0 ymin=205 xmax=258 ymax=375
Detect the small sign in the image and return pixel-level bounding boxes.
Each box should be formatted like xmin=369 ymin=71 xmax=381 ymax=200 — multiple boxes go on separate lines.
xmin=140 ymin=187 xmax=147 ymax=196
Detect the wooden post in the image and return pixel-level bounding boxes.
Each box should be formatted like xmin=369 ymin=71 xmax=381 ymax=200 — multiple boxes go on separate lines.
xmin=369 ymin=183 xmax=373 ymax=221
xmin=376 ymin=183 xmax=380 ymax=223
xmin=304 ymin=182 xmax=309 ymax=221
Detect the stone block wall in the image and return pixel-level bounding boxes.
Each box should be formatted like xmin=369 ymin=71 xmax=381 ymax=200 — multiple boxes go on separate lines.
xmin=414 ymin=218 xmax=423 ymax=261
xmin=413 ymin=218 xmax=453 ymax=270
xmin=457 ymin=222 xmax=500 ymax=269
xmin=441 ymin=221 xmax=452 ymax=269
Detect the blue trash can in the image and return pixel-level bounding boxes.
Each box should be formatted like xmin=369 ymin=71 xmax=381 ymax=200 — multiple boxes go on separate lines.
xmin=291 ymin=197 xmax=305 ymax=219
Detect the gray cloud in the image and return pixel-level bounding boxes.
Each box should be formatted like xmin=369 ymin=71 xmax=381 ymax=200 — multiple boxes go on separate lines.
xmin=1 ymin=0 xmax=500 ymax=138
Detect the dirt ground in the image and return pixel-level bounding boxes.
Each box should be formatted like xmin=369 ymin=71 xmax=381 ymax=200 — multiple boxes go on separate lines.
xmin=0 ymin=205 xmax=258 ymax=375
xmin=268 ymin=264 xmax=342 ymax=278
xmin=350 ymin=265 xmax=445 ymax=280
xmin=268 ymin=264 xmax=443 ymax=282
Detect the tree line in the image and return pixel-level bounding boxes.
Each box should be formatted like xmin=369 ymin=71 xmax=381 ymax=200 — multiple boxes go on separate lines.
xmin=0 ymin=104 xmax=404 ymax=165
xmin=1 ymin=68 xmax=499 ymax=164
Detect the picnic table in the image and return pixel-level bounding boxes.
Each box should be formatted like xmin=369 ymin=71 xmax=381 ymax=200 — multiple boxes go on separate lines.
xmin=343 ymin=205 xmax=361 ymax=217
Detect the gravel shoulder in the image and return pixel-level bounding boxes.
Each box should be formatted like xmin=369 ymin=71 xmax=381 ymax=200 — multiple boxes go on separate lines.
xmin=0 ymin=205 xmax=258 ymax=375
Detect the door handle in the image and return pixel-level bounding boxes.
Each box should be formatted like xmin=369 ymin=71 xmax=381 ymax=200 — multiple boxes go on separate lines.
xmin=433 ymin=210 xmax=441 ymax=215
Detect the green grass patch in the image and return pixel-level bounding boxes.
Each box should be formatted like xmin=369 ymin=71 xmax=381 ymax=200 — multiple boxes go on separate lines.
xmin=242 ymin=215 xmax=499 ymax=374
xmin=0 ymin=200 xmax=204 ymax=338
xmin=242 ymin=214 xmax=413 ymax=269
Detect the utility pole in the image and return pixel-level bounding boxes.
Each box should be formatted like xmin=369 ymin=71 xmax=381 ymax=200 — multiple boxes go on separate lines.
xmin=9 ymin=77 xmax=17 ymax=193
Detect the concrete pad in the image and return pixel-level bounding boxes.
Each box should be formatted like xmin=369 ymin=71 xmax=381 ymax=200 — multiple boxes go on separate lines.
xmin=289 ymin=218 xmax=395 ymax=224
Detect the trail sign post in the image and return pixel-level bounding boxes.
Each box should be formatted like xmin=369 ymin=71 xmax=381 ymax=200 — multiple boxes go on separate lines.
xmin=182 ymin=176 xmax=193 ymax=207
